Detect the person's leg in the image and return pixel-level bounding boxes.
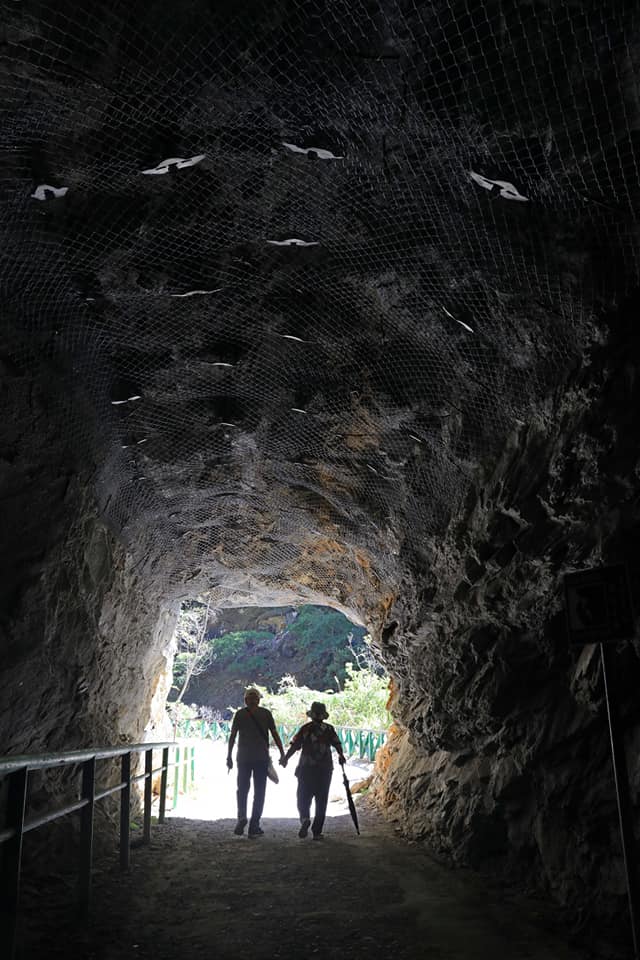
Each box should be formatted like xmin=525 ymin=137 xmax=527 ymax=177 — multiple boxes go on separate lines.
xmin=296 ymin=770 xmax=313 ymax=837
xmin=248 ymin=759 xmax=268 ymax=835
xmin=311 ymin=768 xmax=332 ymax=838
xmin=235 ymin=762 xmax=251 ymax=833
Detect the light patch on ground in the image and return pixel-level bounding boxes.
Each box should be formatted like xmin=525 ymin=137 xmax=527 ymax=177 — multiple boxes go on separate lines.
xmin=167 ymin=739 xmax=372 ymax=824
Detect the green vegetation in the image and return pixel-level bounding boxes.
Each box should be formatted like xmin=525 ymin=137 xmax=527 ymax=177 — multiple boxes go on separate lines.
xmin=209 ymin=630 xmax=274 ymax=662
xmin=174 ymin=665 xmax=390 ymax=732
xmin=169 ymin=604 xmax=375 ymax=700
xmin=257 ymin=665 xmax=390 ymax=730
xmin=169 ymin=600 xmax=213 ymax=714
xmin=167 ymin=603 xmax=388 ymax=726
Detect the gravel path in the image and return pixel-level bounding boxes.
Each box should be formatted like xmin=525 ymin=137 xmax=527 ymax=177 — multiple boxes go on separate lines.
xmin=17 ymin=775 xmax=589 ymax=960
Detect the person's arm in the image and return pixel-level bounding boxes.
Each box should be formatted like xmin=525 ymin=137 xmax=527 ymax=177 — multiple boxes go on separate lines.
xmin=281 ymin=727 xmax=304 ymax=765
xmin=227 ymin=712 xmax=239 ymax=769
xmin=267 ymin=713 xmax=285 ymax=759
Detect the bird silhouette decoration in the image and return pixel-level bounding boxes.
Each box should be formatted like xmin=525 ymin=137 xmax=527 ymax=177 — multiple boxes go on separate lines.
xmin=469 ymin=171 xmax=528 ymax=202
xmin=31 ymin=184 xmax=68 ymax=200
xmin=282 ymin=142 xmax=343 ymax=160
xmin=141 ymin=155 xmax=205 ymax=175
xmin=266 ymin=238 xmax=320 ymax=247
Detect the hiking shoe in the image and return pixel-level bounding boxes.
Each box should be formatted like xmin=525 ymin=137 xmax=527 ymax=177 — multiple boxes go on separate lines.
xmin=248 ymin=827 xmax=264 ymax=838
xmin=312 ymin=833 xmax=324 ymax=841
xmin=298 ymin=819 xmax=311 ymax=838
xmin=233 ymin=818 xmax=247 ymax=836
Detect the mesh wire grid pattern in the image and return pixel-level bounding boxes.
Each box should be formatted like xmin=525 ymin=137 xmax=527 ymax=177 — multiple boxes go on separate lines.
xmin=1 ymin=0 xmax=638 ymax=609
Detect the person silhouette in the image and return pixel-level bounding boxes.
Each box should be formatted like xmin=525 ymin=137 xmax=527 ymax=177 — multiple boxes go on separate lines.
xmin=227 ymin=688 xmax=285 ymax=838
xmin=281 ymin=701 xmax=346 ymax=840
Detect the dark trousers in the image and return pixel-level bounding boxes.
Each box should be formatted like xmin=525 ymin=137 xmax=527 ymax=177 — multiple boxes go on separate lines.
xmin=296 ymin=766 xmax=333 ymax=836
xmin=237 ymin=759 xmax=268 ymax=828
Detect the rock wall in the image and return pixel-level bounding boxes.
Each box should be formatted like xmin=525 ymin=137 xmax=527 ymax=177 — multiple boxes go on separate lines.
xmin=369 ymin=308 xmax=640 ymax=951
xmin=0 ymin=357 xmax=178 ymax=832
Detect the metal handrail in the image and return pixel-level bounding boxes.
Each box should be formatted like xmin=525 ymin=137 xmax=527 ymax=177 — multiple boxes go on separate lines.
xmin=0 ymin=740 xmax=190 ymax=960
xmin=0 ymin=741 xmax=175 ymax=774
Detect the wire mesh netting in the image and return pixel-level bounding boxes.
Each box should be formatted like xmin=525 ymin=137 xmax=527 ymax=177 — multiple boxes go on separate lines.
xmin=1 ymin=0 xmax=638 ymax=609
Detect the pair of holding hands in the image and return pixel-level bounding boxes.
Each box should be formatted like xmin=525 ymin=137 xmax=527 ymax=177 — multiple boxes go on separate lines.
xmin=279 ymin=754 xmax=346 ymax=767
xmin=226 ymin=753 xmax=346 ymax=769
xmin=226 ymin=754 xmax=288 ymax=769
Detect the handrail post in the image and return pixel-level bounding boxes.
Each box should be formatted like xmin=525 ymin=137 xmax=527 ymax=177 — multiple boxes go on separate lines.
xmin=143 ymin=749 xmax=153 ymax=844
xmin=190 ymin=746 xmax=195 ymax=786
xmin=120 ymin=752 xmax=131 ymax=870
xmin=2 ymin=766 xmax=28 ymax=960
xmin=182 ymin=747 xmax=188 ymax=794
xmin=173 ymin=746 xmax=180 ymax=810
xmin=78 ymin=757 xmax=96 ymax=918
xmin=159 ymin=748 xmax=169 ymax=824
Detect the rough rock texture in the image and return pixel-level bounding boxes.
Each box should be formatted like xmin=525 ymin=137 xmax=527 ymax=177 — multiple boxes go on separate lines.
xmin=1 ymin=1 xmax=640 ymax=953
xmin=368 ymin=313 xmax=640 ymax=949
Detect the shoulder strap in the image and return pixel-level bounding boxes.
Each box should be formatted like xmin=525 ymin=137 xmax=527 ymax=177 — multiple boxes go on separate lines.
xmin=246 ymin=708 xmax=269 ymax=749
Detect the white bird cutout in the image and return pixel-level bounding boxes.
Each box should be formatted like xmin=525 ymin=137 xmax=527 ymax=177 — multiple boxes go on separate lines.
xmin=170 ymin=288 xmax=222 ymax=298
xmin=141 ymin=155 xmax=205 ymax=176
xmin=442 ymin=306 xmax=474 ymax=333
xmin=266 ymin=238 xmax=319 ymax=247
xmin=31 ymin=184 xmax=68 ymax=201
xmin=111 ymin=395 xmax=142 ymax=405
xmin=469 ymin=171 xmax=528 ymax=202
xmin=282 ymin=142 xmax=343 ymax=160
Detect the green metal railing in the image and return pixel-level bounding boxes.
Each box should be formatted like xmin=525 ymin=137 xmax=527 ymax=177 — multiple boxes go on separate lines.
xmin=170 ymin=743 xmax=197 ymax=810
xmin=179 ymin=718 xmax=387 ymax=762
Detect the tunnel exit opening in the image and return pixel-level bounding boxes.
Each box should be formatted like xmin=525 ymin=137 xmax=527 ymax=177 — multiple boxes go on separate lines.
xmin=162 ymin=600 xmax=390 ymax=826
xmin=165 ymin=600 xmax=388 ymax=734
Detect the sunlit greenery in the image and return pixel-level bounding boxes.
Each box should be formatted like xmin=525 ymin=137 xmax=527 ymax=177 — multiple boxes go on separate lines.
xmin=167 ymin=603 xmax=390 ymax=732
xmin=168 ymin=603 xmax=373 ymax=706
xmin=252 ymin=665 xmax=390 ymax=730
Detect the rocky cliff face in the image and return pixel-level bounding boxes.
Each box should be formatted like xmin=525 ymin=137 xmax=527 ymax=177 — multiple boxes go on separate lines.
xmin=1 ymin=1 xmax=639 ymax=951
xmin=368 ymin=309 xmax=640 ymax=948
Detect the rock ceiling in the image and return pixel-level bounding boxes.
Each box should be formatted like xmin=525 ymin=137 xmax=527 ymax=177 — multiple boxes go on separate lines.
xmin=3 ymin=0 xmax=637 ymax=622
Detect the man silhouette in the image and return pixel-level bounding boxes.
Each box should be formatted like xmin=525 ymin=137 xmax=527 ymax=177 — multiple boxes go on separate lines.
xmin=227 ymin=688 xmax=285 ymax=838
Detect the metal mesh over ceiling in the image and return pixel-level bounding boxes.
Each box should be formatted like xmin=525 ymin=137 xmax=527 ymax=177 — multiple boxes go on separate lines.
xmin=1 ymin=0 xmax=638 ymax=606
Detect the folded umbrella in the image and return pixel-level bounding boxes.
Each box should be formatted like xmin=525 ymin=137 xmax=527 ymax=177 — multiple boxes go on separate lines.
xmin=341 ymin=765 xmax=360 ymax=835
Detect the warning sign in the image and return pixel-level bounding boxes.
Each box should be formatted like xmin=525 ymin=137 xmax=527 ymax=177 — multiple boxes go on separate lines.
xmin=564 ymin=564 xmax=635 ymax=645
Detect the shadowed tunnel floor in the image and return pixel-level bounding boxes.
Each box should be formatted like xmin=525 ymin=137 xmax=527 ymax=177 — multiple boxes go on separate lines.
xmin=18 ymin=806 xmax=588 ymax=960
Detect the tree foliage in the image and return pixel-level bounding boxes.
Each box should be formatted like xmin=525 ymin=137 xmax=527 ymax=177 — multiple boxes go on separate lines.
xmin=169 ymin=600 xmax=215 ymax=705
xmin=253 ymin=662 xmax=390 ymax=730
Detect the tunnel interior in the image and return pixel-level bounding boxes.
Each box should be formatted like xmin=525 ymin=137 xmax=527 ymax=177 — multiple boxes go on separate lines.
xmin=2 ymin=0 xmax=640 ymax=952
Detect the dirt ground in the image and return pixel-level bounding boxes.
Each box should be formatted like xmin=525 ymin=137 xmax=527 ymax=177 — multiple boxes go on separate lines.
xmin=16 ymin=774 xmax=592 ymax=960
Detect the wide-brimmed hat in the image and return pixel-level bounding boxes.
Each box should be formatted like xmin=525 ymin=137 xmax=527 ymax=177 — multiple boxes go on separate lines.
xmin=307 ymin=701 xmax=328 ymax=720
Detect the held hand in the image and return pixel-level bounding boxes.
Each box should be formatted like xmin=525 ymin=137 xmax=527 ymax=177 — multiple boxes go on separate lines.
xmin=338 ymin=755 xmax=346 ymax=766
xmin=279 ymin=755 xmax=288 ymax=768
xmin=226 ymin=756 xmax=233 ymax=770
